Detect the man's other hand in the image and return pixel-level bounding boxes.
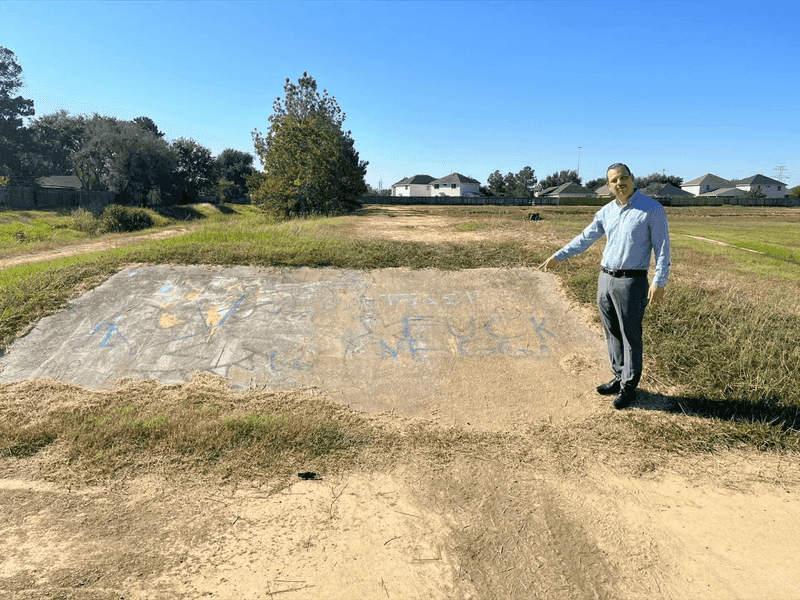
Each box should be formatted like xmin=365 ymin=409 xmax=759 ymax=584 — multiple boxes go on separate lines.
xmin=539 ymin=255 xmax=560 ymax=271
xmin=648 ymin=284 xmax=666 ymax=305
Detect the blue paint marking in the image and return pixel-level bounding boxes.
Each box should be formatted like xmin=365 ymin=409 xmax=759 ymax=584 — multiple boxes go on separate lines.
xmin=269 ymin=350 xmax=277 ymax=371
xmin=90 ymin=321 xmax=135 ymax=355
xmin=197 ymin=294 xmax=246 ymax=331
xmin=402 ymin=315 xmax=439 ymax=361
xmin=218 ymin=295 xmax=246 ymax=327
xmin=530 ymin=317 xmax=556 ymax=342
xmin=159 ymin=285 xmax=173 ymax=294
xmin=484 ymin=318 xmax=525 ymax=356
xmin=379 ymin=340 xmax=398 ymax=359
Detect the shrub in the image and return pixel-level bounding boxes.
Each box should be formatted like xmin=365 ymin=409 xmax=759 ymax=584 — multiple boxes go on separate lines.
xmin=97 ymin=204 xmax=154 ymax=234
xmin=71 ymin=208 xmax=98 ymax=234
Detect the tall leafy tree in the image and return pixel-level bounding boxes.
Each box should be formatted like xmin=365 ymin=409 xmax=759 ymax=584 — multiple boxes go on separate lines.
xmin=133 ymin=116 xmax=165 ymax=139
xmin=505 ymin=166 xmax=537 ymax=197
xmin=0 ymin=46 xmax=36 ymax=183
xmin=487 ymin=170 xmax=506 ymax=196
xmin=214 ymin=148 xmax=255 ymax=201
xmin=170 ymin=137 xmax=216 ymax=201
xmin=538 ymin=169 xmax=582 ymax=190
xmin=27 ymin=109 xmax=87 ymax=175
xmin=634 ymin=172 xmax=683 ymax=189
xmin=487 ymin=166 xmax=537 ymax=197
xmin=71 ymin=114 xmax=175 ymax=202
xmin=250 ymin=72 xmax=368 ymax=216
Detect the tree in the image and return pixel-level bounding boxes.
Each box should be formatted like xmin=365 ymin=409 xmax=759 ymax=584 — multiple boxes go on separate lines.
xmin=790 ymin=185 xmax=800 ymax=198
xmin=214 ymin=148 xmax=255 ymax=201
xmin=538 ymin=169 xmax=582 ymax=190
xmin=741 ymin=185 xmax=767 ymax=199
xmin=133 ymin=116 xmax=165 ymax=139
xmin=250 ymin=72 xmax=367 ymax=217
xmin=0 ymin=46 xmax=36 ymax=183
xmin=634 ymin=172 xmax=683 ymax=189
xmin=70 ymin=114 xmax=175 ymax=203
xmin=506 ymin=166 xmax=537 ymax=197
xmin=27 ymin=109 xmax=87 ymax=175
xmin=487 ymin=170 xmax=506 ymax=196
xmin=487 ymin=166 xmax=537 ymax=197
xmin=584 ymin=177 xmax=607 ymax=191
xmin=170 ymin=137 xmax=216 ymax=201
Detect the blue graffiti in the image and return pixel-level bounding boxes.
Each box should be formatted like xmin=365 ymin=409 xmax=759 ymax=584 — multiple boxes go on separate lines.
xmin=196 ymin=294 xmax=246 ymax=331
xmin=349 ymin=314 xmax=557 ymax=361
xmin=530 ymin=316 xmax=556 ymax=342
xmin=90 ymin=319 xmax=135 ymax=355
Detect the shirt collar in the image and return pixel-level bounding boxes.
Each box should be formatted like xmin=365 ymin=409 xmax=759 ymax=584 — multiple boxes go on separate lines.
xmin=615 ymin=189 xmax=639 ymax=208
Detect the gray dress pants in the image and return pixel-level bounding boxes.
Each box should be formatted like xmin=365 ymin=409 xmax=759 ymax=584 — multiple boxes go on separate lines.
xmin=596 ymin=272 xmax=649 ymax=391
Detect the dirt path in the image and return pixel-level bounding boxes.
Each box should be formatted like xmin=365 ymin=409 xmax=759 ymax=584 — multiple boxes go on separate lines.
xmin=2 ymin=208 xmax=799 ymax=599
xmin=0 ymin=226 xmax=192 ymax=270
xmin=3 ymin=425 xmax=798 ymax=600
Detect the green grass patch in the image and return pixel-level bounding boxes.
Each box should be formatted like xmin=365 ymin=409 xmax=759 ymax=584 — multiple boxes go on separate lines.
xmin=0 ymin=375 xmax=376 ymax=479
xmin=457 ymin=221 xmax=486 ymax=232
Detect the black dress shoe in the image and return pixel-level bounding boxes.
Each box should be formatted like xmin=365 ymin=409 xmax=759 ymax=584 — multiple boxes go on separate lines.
xmin=613 ymin=388 xmax=636 ymax=410
xmin=596 ymin=379 xmax=621 ymax=395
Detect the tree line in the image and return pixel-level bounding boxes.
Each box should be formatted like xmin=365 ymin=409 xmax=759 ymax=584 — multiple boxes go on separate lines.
xmin=2 ymin=48 xmax=368 ymax=215
xmin=1 ymin=48 xmax=255 ymax=205
xmin=483 ymin=167 xmax=686 ymax=197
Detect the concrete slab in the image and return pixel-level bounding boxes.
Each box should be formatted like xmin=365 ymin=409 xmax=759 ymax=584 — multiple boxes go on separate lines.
xmin=0 ymin=266 xmax=609 ymax=428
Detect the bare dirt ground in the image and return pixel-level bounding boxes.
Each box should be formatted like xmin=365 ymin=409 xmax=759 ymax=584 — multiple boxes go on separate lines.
xmin=2 ymin=206 xmax=800 ymax=599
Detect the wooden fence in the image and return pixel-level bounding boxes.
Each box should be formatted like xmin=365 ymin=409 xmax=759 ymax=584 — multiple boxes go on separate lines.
xmin=0 ymin=186 xmax=116 ymax=211
xmin=361 ymin=195 xmax=800 ymax=208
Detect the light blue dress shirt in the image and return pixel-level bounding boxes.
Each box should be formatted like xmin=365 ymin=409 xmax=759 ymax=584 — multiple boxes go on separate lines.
xmin=553 ymin=190 xmax=671 ymax=287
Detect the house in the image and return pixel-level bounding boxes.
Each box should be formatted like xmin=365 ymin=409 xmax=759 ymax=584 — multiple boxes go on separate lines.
xmin=429 ymin=173 xmax=482 ymax=197
xmin=391 ymin=174 xmax=436 ymax=197
xmin=681 ymin=174 xmax=732 ymax=196
xmin=642 ymin=183 xmax=694 ymax=198
xmin=732 ymin=174 xmax=787 ymax=198
xmin=593 ymin=184 xmax=613 ymax=197
xmin=536 ymin=182 xmax=596 ymax=198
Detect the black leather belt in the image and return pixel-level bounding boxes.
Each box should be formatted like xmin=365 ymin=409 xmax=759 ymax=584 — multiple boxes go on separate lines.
xmin=601 ymin=266 xmax=647 ymax=278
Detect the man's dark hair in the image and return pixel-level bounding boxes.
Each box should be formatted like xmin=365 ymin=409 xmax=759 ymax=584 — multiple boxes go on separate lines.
xmin=607 ymin=163 xmax=632 ymax=178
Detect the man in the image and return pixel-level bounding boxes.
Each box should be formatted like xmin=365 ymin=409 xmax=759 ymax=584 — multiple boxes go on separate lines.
xmin=540 ymin=163 xmax=670 ymax=409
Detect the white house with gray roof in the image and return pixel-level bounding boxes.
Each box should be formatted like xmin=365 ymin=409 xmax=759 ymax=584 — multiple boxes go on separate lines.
xmin=393 ymin=173 xmax=481 ymax=197
xmin=732 ymin=174 xmax=788 ymax=198
xmin=681 ymin=174 xmax=733 ymax=196
xmin=430 ymin=173 xmax=482 ymax=197
xmin=682 ymin=173 xmax=788 ymax=198
xmin=391 ymin=174 xmax=436 ymax=196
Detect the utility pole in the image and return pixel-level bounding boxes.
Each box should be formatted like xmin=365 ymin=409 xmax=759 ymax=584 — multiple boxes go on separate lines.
xmin=577 ymin=147 xmax=581 ymax=178
xmin=774 ymin=165 xmax=787 ymax=181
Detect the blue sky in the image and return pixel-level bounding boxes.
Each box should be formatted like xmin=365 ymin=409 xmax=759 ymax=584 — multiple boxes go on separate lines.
xmin=2 ymin=0 xmax=798 ymax=190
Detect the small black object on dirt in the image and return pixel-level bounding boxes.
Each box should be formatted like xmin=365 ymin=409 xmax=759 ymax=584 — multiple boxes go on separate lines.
xmin=529 ymin=213 xmax=541 ymax=221
xmin=298 ymin=472 xmax=321 ymax=480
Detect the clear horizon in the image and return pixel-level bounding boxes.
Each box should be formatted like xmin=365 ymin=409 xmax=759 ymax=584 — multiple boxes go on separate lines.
xmin=2 ymin=0 xmax=798 ymax=190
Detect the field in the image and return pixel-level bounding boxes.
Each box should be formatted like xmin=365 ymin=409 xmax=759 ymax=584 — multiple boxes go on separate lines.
xmin=1 ymin=203 xmax=799 ymax=599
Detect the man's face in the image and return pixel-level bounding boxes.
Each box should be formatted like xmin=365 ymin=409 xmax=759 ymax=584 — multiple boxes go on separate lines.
xmin=607 ymin=167 xmax=634 ymax=204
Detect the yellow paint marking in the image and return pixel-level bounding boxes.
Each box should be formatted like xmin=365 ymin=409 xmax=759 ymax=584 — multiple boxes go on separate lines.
xmin=203 ymin=305 xmax=225 ymax=328
xmin=185 ymin=290 xmax=201 ymax=302
xmin=159 ymin=314 xmax=183 ymax=328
